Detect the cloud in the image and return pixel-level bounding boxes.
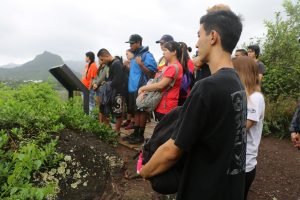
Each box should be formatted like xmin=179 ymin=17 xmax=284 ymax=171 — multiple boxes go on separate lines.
xmin=0 ymin=0 xmax=285 ymax=65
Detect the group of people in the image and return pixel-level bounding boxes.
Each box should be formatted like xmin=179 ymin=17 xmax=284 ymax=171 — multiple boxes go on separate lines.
xmin=77 ymin=4 xmax=299 ymax=200
xmin=81 ymin=32 xmax=204 ymax=144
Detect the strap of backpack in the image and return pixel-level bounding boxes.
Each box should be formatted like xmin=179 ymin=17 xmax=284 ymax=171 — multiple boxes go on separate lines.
xmin=162 ymin=63 xmax=179 ymax=109
xmin=166 ymin=63 xmax=179 ymax=91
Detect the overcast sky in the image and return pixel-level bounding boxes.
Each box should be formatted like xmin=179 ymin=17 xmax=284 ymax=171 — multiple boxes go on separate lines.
xmin=0 ymin=0 xmax=285 ymax=66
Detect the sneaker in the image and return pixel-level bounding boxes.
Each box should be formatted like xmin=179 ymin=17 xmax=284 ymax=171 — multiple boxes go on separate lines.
xmin=124 ymin=122 xmax=134 ymax=130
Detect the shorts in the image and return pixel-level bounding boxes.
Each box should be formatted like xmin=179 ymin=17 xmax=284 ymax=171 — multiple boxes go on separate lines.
xmin=111 ymin=93 xmax=125 ymax=118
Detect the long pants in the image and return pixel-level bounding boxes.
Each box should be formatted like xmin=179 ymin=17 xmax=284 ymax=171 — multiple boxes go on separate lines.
xmin=244 ymin=167 xmax=256 ymax=200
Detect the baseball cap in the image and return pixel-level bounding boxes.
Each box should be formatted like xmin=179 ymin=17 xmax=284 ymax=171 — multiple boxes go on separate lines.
xmin=156 ymin=34 xmax=174 ymax=44
xmin=125 ymin=34 xmax=143 ymax=44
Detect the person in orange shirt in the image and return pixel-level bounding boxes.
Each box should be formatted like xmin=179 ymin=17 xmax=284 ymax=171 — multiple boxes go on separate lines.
xmin=81 ymin=51 xmax=98 ymax=114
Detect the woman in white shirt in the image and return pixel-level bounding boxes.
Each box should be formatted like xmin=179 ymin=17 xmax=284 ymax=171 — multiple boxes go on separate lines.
xmin=233 ymin=56 xmax=265 ymax=199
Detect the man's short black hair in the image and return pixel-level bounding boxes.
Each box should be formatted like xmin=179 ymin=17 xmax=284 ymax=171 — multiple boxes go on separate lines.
xmin=247 ymin=44 xmax=260 ymax=58
xmin=97 ymin=48 xmax=111 ymax=57
xmin=236 ymin=49 xmax=248 ymax=56
xmin=200 ymin=10 xmax=242 ymax=54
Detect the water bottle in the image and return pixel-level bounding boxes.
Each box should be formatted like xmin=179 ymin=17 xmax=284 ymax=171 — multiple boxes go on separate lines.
xmin=136 ymin=151 xmax=143 ymax=174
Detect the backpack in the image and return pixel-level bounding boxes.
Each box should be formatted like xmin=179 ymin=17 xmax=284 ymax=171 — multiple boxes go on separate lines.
xmin=179 ymin=71 xmax=194 ymax=98
xmin=142 ymin=107 xmax=185 ymax=194
xmin=136 ymin=64 xmax=179 ymax=112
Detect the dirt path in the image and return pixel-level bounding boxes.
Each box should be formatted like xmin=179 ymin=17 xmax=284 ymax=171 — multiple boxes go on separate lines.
xmin=118 ymin=122 xmax=300 ymax=200
xmin=248 ymin=137 xmax=300 ymax=200
xmin=54 ymin=123 xmax=300 ymax=200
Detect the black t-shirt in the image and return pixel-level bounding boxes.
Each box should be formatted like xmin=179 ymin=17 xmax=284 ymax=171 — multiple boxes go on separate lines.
xmin=107 ymin=59 xmax=126 ymax=95
xmin=257 ymin=61 xmax=266 ymax=75
xmin=172 ymin=68 xmax=247 ymax=200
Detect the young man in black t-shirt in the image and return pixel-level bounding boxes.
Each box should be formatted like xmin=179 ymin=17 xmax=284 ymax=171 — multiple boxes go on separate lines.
xmin=247 ymin=45 xmax=266 ymax=81
xmin=140 ymin=9 xmax=247 ymax=200
xmin=97 ymin=48 xmax=126 ymax=133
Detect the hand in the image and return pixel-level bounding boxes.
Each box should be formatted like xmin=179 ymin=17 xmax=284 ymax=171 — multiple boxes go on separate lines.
xmin=193 ymin=56 xmax=203 ymax=69
xmin=98 ymin=60 xmax=103 ymax=67
xmin=124 ymin=60 xmax=130 ymax=67
xmin=291 ymin=132 xmax=300 ymax=148
xmin=135 ymin=56 xmax=143 ymax=66
xmin=93 ymin=83 xmax=98 ymax=90
xmin=139 ymin=166 xmax=148 ymax=179
xmin=138 ymin=86 xmax=145 ymax=95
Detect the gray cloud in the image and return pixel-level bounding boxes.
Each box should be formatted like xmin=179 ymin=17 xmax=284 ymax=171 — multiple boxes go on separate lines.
xmin=0 ymin=0 xmax=284 ymax=65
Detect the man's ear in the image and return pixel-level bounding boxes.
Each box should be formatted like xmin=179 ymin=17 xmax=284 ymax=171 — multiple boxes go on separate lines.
xmin=210 ymin=30 xmax=219 ymax=45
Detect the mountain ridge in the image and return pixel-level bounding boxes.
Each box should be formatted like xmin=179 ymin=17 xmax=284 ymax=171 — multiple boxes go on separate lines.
xmin=0 ymin=51 xmax=84 ymax=81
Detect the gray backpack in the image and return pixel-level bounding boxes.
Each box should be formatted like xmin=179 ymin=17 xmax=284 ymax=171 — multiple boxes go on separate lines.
xmin=136 ymin=64 xmax=179 ymax=112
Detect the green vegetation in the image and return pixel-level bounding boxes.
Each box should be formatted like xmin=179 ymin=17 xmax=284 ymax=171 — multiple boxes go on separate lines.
xmin=0 ymin=82 xmax=117 ymax=199
xmin=258 ymin=0 xmax=300 ymax=138
xmin=261 ymin=0 xmax=300 ymax=100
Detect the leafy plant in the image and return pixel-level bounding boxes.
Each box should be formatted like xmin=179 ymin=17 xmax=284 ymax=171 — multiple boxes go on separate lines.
xmin=263 ymin=96 xmax=298 ymax=138
xmin=0 ymin=82 xmax=117 ymax=199
xmin=261 ymin=0 xmax=300 ymax=100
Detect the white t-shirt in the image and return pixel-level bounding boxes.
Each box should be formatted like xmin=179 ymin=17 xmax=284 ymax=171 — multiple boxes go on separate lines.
xmin=246 ymin=92 xmax=265 ymax=172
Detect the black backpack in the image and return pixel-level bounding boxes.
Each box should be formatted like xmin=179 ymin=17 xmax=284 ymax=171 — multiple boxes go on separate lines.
xmin=142 ymin=106 xmax=185 ymax=195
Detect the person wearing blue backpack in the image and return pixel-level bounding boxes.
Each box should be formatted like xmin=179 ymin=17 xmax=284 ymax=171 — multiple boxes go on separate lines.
xmin=122 ymin=34 xmax=157 ymax=144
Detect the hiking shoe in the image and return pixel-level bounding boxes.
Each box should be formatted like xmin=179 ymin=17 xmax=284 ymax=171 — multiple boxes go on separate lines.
xmin=124 ymin=122 xmax=134 ymax=130
xmin=121 ymin=120 xmax=131 ymax=127
xmin=128 ymin=135 xmax=144 ymax=144
xmin=122 ymin=132 xmax=137 ymax=141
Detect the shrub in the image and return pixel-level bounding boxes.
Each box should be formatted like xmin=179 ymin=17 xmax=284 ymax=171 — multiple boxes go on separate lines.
xmin=0 ymin=82 xmax=117 ymax=199
xmin=263 ymin=96 xmax=298 ymax=138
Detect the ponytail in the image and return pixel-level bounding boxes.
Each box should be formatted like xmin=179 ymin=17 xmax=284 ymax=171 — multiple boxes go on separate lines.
xmin=179 ymin=42 xmax=190 ymax=75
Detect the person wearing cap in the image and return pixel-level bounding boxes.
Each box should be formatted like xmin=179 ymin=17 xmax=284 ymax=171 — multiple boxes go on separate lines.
xmin=155 ymin=34 xmax=174 ymax=72
xmin=247 ymin=45 xmax=266 ymax=81
xmin=123 ymin=34 xmax=157 ymax=144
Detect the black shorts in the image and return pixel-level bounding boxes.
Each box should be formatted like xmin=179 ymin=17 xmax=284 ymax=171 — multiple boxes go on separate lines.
xmin=128 ymin=92 xmax=138 ymax=115
xmin=111 ymin=94 xmax=125 ymax=118
xmin=100 ymin=93 xmax=125 ymax=118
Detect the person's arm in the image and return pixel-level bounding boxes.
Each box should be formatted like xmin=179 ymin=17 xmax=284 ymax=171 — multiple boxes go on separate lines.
xmin=123 ymin=60 xmax=130 ymax=72
xmin=192 ymin=56 xmax=203 ymax=69
xmin=258 ymin=62 xmax=266 ymax=82
xmin=291 ymin=132 xmax=300 ymax=148
xmin=89 ymin=63 xmax=98 ymax=89
xmin=136 ymin=56 xmax=154 ymax=78
xmin=258 ymin=74 xmax=263 ymax=81
xmin=140 ymin=139 xmax=183 ymax=179
xmin=246 ymin=119 xmax=255 ymax=130
xmin=289 ymin=103 xmax=300 ymax=133
xmin=246 ymin=94 xmax=261 ymax=131
xmin=110 ymin=62 xmax=123 ymax=89
xmin=290 ymin=104 xmax=300 ymax=148
xmin=138 ymin=77 xmax=172 ymax=94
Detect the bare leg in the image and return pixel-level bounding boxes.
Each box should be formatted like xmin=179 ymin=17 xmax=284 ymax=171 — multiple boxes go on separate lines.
xmin=139 ymin=111 xmax=148 ymax=128
xmin=115 ymin=117 xmax=123 ymax=133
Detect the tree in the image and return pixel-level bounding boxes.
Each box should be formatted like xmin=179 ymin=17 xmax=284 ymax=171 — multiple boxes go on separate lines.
xmin=261 ymin=0 xmax=300 ymax=100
